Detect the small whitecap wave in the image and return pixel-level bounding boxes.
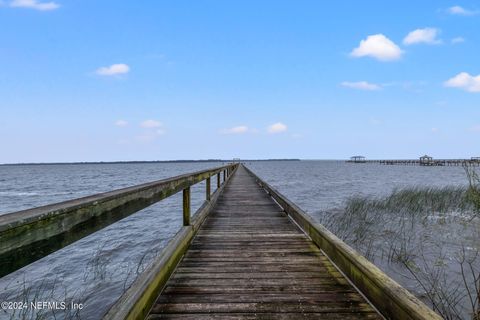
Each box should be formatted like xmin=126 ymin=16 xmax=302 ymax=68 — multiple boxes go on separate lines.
xmin=0 ymin=191 xmax=40 ymax=196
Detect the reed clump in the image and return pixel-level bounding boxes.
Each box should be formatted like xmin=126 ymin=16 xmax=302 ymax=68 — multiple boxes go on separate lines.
xmin=320 ymin=177 xmax=480 ymax=319
xmin=345 ymin=186 xmax=471 ymax=217
xmin=465 ymin=164 xmax=480 ymax=212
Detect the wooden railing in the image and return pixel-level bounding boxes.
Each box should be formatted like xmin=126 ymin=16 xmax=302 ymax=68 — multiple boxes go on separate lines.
xmin=243 ymin=165 xmax=442 ymax=320
xmin=0 ymin=163 xmax=239 ymax=278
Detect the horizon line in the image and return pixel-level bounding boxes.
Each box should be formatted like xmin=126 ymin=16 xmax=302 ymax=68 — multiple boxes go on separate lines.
xmin=2 ymin=157 xmax=477 ymax=166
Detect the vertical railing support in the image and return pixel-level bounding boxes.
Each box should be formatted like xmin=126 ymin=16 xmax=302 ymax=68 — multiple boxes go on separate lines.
xmin=217 ymin=173 xmax=220 ymax=188
xmin=206 ymin=177 xmax=211 ymax=201
xmin=223 ymin=170 xmax=226 ymax=182
xmin=183 ymin=187 xmax=190 ymax=226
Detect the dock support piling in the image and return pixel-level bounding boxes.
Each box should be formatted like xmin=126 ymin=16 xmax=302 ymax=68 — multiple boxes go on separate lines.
xmin=183 ymin=187 xmax=190 ymax=226
xmin=206 ymin=177 xmax=211 ymax=201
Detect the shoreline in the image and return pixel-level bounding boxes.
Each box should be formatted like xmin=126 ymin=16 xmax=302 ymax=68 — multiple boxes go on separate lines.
xmin=0 ymin=159 xmax=302 ymax=166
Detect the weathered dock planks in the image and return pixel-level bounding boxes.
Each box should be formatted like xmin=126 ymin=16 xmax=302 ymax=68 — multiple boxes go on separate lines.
xmin=147 ymin=166 xmax=382 ymax=319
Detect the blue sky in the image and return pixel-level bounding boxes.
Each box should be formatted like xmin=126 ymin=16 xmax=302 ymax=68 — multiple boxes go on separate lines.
xmin=0 ymin=0 xmax=479 ymax=163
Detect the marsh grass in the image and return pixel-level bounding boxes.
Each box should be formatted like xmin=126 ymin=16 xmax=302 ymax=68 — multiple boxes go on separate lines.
xmin=1 ymin=275 xmax=86 ymax=320
xmin=83 ymin=244 xmax=111 ymax=282
xmin=321 ymin=180 xmax=480 ymax=319
xmin=345 ymin=186 xmax=471 ymax=217
xmin=465 ymin=164 xmax=480 ymax=212
xmin=0 ymin=242 xmax=159 ymax=320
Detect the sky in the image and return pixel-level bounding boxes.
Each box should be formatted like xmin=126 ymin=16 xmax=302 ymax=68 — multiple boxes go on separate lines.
xmin=0 ymin=0 xmax=479 ymax=163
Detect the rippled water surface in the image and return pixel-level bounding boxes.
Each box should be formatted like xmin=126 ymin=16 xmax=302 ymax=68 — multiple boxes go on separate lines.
xmin=246 ymin=160 xmax=468 ymax=212
xmin=0 ymin=161 xmax=474 ymax=319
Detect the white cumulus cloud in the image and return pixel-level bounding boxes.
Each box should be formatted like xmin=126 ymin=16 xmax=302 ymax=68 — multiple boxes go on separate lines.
xmin=444 ymin=72 xmax=480 ymax=93
xmin=341 ymin=81 xmax=381 ymax=91
xmin=447 ymin=5 xmax=478 ymax=16
xmin=9 ymin=0 xmax=59 ymax=10
xmin=96 ymin=63 xmax=130 ymax=76
xmin=267 ymin=122 xmax=288 ymax=134
xmin=140 ymin=119 xmax=162 ymax=128
xmin=350 ymin=34 xmax=403 ymax=61
xmin=403 ymin=28 xmax=441 ymax=45
xmin=221 ymin=126 xmax=250 ymax=134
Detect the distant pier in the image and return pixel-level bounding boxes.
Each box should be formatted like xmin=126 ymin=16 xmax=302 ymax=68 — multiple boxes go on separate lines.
xmin=347 ymin=155 xmax=480 ymax=166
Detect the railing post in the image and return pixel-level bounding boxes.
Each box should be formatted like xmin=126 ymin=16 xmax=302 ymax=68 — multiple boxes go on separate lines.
xmin=183 ymin=187 xmax=190 ymax=226
xmin=206 ymin=177 xmax=211 ymax=201
xmin=217 ymin=173 xmax=220 ymax=188
xmin=223 ymin=170 xmax=226 ymax=182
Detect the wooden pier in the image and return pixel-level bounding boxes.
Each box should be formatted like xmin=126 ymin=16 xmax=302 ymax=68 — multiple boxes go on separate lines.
xmin=0 ymin=164 xmax=441 ymax=320
xmin=147 ymin=166 xmax=380 ymax=319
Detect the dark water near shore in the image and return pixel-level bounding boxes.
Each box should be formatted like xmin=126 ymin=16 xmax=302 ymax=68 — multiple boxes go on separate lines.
xmin=0 ymin=161 xmax=474 ymax=319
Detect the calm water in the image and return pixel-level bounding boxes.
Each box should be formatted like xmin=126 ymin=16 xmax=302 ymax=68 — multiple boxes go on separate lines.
xmin=0 ymin=161 xmax=470 ymax=319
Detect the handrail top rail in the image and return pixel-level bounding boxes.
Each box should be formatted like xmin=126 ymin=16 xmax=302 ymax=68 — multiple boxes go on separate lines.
xmin=0 ymin=164 xmax=234 ymax=232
